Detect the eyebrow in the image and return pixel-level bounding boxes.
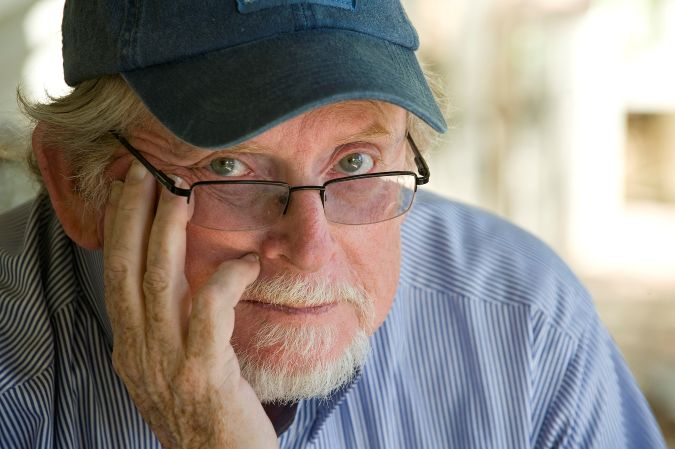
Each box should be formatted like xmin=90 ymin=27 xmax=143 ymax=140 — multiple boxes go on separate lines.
xmin=335 ymin=125 xmax=395 ymax=147
xmin=210 ymin=122 xmax=396 ymax=156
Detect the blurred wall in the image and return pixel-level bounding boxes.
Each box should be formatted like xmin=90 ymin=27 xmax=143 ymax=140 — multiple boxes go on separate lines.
xmin=0 ymin=0 xmax=44 ymax=210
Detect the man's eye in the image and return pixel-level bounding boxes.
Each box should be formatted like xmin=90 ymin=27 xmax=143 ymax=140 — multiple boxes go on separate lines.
xmin=337 ymin=153 xmax=374 ymax=175
xmin=209 ymin=157 xmax=247 ymax=176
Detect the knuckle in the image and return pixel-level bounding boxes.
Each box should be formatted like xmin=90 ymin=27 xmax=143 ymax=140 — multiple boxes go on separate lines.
xmin=104 ymin=253 xmax=131 ymax=282
xmin=194 ymin=288 xmax=217 ymax=310
xmin=143 ymin=266 xmax=172 ymax=295
xmin=116 ymin=198 xmax=143 ymax=213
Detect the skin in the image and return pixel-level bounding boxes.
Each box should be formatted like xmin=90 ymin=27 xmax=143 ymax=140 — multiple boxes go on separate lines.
xmin=36 ymin=101 xmax=409 ymax=448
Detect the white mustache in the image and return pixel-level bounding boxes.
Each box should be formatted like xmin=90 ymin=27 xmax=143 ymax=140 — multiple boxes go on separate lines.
xmin=242 ymin=273 xmax=368 ymax=308
xmin=241 ymin=273 xmax=375 ymax=330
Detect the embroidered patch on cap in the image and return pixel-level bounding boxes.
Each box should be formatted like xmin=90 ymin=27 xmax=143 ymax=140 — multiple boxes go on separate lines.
xmin=237 ymin=0 xmax=355 ymax=14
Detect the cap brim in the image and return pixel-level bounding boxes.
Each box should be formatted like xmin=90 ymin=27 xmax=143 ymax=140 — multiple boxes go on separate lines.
xmin=122 ymin=29 xmax=447 ymax=149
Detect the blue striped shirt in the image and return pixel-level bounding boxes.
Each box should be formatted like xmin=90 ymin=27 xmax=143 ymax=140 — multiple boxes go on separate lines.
xmin=0 ymin=191 xmax=666 ymax=448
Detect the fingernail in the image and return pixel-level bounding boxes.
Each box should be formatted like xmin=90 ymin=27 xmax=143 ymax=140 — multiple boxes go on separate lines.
xmin=108 ymin=181 xmax=123 ymax=203
xmin=127 ymin=160 xmax=148 ymax=182
xmin=242 ymin=253 xmax=259 ymax=262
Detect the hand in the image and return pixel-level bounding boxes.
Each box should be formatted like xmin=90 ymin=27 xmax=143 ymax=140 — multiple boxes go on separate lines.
xmin=103 ymin=160 xmax=278 ymax=449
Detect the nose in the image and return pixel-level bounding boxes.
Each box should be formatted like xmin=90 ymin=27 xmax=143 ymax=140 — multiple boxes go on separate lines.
xmin=259 ymin=188 xmax=336 ymax=273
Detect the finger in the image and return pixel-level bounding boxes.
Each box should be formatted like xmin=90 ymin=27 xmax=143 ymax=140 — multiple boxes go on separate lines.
xmin=103 ymin=160 xmax=156 ymax=339
xmin=185 ymin=254 xmax=260 ymax=364
xmin=103 ymin=180 xmax=123 ymax=261
xmin=143 ymin=176 xmax=191 ymax=349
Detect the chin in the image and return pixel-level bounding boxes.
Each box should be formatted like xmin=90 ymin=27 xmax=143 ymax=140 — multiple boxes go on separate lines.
xmin=233 ymin=316 xmax=370 ymax=404
xmin=228 ymin=272 xmax=376 ymax=403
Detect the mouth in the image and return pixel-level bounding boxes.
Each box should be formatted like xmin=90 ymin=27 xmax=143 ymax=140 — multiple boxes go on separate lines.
xmin=241 ymin=300 xmax=337 ymax=315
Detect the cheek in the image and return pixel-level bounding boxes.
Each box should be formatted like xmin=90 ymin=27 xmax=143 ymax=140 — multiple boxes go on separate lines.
xmin=184 ymin=225 xmax=257 ymax=291
xmin=342 ymin=221 xmax=402 ymax=331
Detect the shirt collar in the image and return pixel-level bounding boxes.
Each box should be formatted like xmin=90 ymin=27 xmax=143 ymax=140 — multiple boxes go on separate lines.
xmin=72 ymin=244 xmax=113 ymax=348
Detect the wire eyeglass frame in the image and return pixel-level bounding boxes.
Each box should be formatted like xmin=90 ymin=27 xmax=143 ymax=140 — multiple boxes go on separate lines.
xmin=110 ymin=130 xmax=431 ymax=229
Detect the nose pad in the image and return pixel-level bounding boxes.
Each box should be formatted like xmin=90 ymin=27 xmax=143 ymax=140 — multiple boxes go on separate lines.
xmin=278 ymin=191 xmax=291 ymax=214
xmin=282 ymin=186 xmax=326 ymax=216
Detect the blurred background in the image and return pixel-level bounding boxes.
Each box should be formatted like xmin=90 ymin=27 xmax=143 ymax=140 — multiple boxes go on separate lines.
xmin=0 ymin=0 xmax=674 ymax=444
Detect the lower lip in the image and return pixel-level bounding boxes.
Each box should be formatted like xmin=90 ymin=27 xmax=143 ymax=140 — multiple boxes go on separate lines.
xmin=242 ymin=301 xmax=337 ymax=315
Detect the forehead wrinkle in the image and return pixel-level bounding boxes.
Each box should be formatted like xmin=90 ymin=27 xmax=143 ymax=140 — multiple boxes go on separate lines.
xmin=218 ymin=141 xmax=276 ymax=154
xmin=300 ymin=100 xmax=393 ymax=134
xmin=299 ymin=106 xmax=399 ymax=154
xmin=160 ymin=137 xmax=276 ymax=159
xmin=222 ymin=115 xmax=396 ymax=158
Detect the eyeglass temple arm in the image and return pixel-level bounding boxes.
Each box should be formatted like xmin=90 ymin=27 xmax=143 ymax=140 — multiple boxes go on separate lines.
xmin=110 ymin=131 xmax=192 ymax=197
xmin=406 ymin=134 xmax=430 ymax=185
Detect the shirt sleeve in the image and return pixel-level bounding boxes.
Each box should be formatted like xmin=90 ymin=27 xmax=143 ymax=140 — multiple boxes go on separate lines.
xmin=533 ymin=312 xmax=667 ymax=449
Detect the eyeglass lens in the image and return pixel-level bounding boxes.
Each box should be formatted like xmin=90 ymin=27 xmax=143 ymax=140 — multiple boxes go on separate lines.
xmin=189 ymin=174 xmax=417 ymax=231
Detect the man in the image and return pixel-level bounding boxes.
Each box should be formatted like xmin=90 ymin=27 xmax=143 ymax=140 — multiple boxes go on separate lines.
xmin=0 ymin=0 xmax=667 ymax=448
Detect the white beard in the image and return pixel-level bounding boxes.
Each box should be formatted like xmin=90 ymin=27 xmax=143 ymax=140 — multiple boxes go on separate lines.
xmin=236 ymin=274 xmax=375 ymax=404
xmin=238 ymin=327 xmax=370 ymax=404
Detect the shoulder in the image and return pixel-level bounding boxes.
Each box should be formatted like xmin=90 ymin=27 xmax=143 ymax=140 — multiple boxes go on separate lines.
xmin=400 ymin=191 xmax=594 ymax=340
xmin=395 ymin=193 xmax=667 ymax=447
xmin=0 ymin=199 xmax=37 ymax=257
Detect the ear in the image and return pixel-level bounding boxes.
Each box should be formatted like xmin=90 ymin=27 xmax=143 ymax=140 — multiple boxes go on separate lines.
xmin=33 ymin=122 xmax=103 ymax=249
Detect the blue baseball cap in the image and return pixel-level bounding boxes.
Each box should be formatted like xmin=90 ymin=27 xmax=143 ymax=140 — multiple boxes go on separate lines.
xmin=62 ymin=0 xmax=447 ymax=148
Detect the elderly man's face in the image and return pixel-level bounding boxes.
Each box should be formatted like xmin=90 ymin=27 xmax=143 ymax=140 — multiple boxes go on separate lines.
xmin=106 ymin=101 xmax=408 ymax=400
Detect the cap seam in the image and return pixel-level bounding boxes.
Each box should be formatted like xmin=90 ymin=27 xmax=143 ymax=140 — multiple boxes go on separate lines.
xmin=296 ymin=4 xmax=311 ymax=29
xmin=119 ymin=0 xmax=141 ymax=70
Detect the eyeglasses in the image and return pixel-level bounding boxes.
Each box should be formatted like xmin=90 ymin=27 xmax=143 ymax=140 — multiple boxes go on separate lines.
xmin=110 ymin=131 xmax=430 ymax=231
